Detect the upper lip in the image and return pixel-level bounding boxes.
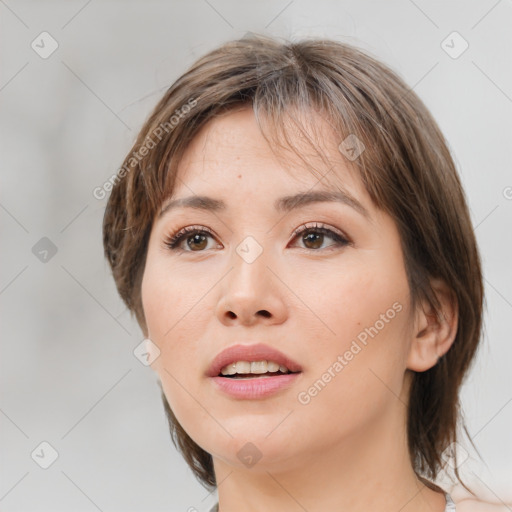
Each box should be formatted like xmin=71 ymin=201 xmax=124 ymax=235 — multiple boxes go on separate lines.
xmin=207 ymin=343 xmax=303 ymax=377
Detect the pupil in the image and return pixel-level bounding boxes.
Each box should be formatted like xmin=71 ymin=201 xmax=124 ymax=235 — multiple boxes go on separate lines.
xmin=188 ymin=234 xmax=207 ymax=251
xmin=304 ymin=232 xmax=322 ymax=249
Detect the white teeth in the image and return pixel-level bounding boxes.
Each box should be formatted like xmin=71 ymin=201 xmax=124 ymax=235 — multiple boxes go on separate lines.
xmin=220 ymin=363 xmax=237 ymax=376
xmin=219 ymin=360 xmax=290 ymax=376
xmin=250 ymin=361 xmax=267 ymax=374
xmin=267 ymin=361 xmax=280 ymax=372
xmin=235 ymin=361 xmax=251 ymax=374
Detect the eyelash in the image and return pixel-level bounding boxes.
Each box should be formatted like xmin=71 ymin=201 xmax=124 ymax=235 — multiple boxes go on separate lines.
xmin=163 ymin=222 xmax=351 ymax=252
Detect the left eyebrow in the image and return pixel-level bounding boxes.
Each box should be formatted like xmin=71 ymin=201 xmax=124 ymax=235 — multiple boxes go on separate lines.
xmin=274 ymin=190 xmax=370 ymax=218
xmin=158 ymin=189 xmax=370 ymax=219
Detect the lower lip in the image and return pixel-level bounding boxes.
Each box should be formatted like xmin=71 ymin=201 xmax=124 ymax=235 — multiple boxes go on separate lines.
xmin=211 ymin=373 xmax=302 ymax=399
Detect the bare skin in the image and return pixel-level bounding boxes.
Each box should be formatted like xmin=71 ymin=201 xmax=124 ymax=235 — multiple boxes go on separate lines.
xmin=141 ymin=106 xmax=459 ymax=512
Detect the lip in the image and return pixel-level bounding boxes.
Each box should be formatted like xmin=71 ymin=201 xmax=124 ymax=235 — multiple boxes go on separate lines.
xmin=211 ymin=373 xmax=302 ymax=399
xmin=206 ymin=343 xmax=303 ymax=378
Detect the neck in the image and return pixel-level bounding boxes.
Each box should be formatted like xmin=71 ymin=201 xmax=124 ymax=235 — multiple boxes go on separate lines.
xmin=212 ymin=399 xmax=447 ymax=512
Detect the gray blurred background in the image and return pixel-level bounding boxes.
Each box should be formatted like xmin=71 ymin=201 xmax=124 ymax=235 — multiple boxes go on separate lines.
xmin=1 ymin=0 xmax=511 ymax=510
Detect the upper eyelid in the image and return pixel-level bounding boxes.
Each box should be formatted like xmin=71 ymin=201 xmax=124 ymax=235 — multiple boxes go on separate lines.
xmin=168 ymin=222 xmax=343 ymax=238
xmin=292 ymin=222 xmax=349 ymax=240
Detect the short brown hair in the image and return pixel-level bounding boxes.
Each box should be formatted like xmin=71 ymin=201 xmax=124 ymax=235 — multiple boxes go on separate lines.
xmin=103 ymin=34 xmax=483 ymax=492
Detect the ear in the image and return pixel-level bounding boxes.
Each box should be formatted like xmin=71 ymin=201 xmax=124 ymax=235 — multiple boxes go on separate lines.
xmin=407 ymin=278 xmax=459 ymax=372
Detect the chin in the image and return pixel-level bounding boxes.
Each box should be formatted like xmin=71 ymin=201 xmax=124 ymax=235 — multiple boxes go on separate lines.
xmin=210 ymin=435 xmax=304 ymax=473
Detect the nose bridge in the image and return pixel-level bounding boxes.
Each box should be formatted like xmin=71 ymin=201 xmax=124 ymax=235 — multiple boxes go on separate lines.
xmin=230 ymin=234 xmax=272 ymax=297
xmin=216 ymin=233 xmax=287 ymax=325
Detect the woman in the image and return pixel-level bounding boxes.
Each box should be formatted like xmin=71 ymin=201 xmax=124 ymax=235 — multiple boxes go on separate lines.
xmin=103 ymin=34 xmax=495 ymax=511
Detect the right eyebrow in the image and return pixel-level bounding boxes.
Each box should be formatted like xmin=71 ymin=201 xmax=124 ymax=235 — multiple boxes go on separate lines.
xmin=159 ymin=195 xmax=225 ymax=218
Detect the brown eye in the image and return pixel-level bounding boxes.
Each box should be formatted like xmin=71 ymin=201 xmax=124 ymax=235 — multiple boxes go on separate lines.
xmin=164 ymin=223 xmax=350 ymax=253
xmin=302 ymin=231 xmax=325 ymax=249
xmin=164 ymin=226 xmax=218 ymax=252
xmin=291 ymin=223 xmax=350 ymax=251
xmin=186 ymin=233 xmax=208 ymax=251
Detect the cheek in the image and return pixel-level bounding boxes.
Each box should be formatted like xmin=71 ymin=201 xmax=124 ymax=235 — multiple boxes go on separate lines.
xmin=140 ymin=246 xmax=224 ymax=413
xmin=141 ymin=251 xmax=201 ymax=382
xmin=291 ymin=254 xmax=411 ymax=424
xmin=141 ymin=261 xmax=210 ymax=442
xmin=141 ymin=250 xmax=215 ymax=342
xmin=291 ymin=252 xmax=410 ymax=352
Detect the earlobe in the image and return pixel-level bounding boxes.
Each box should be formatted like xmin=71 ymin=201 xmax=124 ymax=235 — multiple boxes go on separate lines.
xmin=406 ymin=278 xmax=458 ymax=372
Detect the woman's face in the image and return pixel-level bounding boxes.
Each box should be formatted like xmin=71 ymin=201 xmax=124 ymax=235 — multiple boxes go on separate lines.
xmin=141 ymin=106 xmax=416 ymax=472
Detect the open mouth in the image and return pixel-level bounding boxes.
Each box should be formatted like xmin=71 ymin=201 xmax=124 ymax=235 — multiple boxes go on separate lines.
xmin=218 ymin=360 xmax=301 ymax=379
xmin=220 ymin=370 xmax=300 ymax=379
xmin=209 ymin=349 xmax=303 ymax=398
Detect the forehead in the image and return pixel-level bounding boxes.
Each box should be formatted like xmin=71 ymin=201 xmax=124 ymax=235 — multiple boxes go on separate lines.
xmin=166 ymin=106 xmax=372 ymax=213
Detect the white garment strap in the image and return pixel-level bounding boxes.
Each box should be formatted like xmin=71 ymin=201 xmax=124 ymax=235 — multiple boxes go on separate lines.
xmin=445 ymin=492 xmax=456 ymax=511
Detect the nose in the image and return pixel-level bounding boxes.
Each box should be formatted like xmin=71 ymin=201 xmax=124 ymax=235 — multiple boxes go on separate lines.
xmin=215 ymin=242 xmax=288 ymax=327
